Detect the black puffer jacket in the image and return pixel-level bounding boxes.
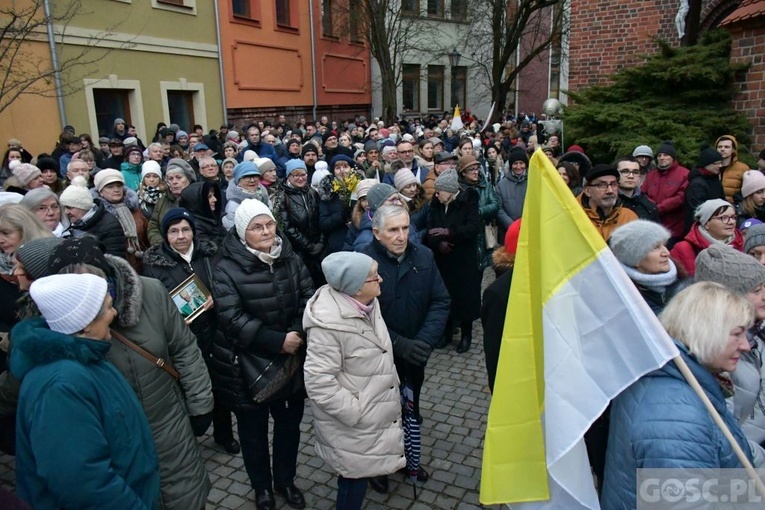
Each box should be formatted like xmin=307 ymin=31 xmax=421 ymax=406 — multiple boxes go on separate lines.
xmin=180 ymin=182 xmax=228 ymax=246
xmin=209 ymin=231 xmax=315 ymax=410
xmin=142 ymin=240 xmax=218 ymax=354
xmin=65 ymin=201 xmax=126 ymax=257
xmin=273 ymin=183 xmax=324 ymax=254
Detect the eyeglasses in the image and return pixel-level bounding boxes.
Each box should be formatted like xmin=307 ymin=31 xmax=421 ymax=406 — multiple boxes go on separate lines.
xmin=289 ymin=173 xmax=307 ymax=179
xmin=167 ymin=227 xmax=193 ymax=236
xmin=200 ymin=164 xmax=218 ymax=170
xmin=618 ymin=170 xmax=640 ymax=176
xmin=365 ymin=274 xmax=382 ymax=283
xmin=712 ymin=214 xmax=737 ymax=224
xmin=36 ymin=205 xmax=59 ymax=214
xmin=588 ymin=181 xmax=619 ymax=191
xmin=246 ymin=220 xmax=276 ymax=234
xmin=242 ymin=175 xmax=261 ymax=181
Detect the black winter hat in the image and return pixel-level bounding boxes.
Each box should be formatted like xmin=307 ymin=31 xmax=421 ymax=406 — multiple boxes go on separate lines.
xmin=47 ymin=237 xmax=110 ymax=276
xmin=162 ymin=207 xmax=196 ymax=239
xmin=301 ymin=144 xmax=319 ymax=157
xmin=656 ymin=140 xmax=677 ymax=160
xmin=585 ymin=164 xmax=620 ymax=183
xmin=697 ymin=146 xmax=723 ymax=168
xmin=506 ymin=148 xmax=529 ymax=167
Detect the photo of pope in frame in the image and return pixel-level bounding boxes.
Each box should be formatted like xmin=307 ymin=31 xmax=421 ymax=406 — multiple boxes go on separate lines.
xmin=169 ymin=274 xmax=211 ymax=324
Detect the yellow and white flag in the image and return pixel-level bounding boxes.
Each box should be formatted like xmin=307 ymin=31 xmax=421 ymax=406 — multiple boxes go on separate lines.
xmin=480 ymin=150 xmax=678 ymax=508
xmin=451 ymin=105 xmax=464 ymax=131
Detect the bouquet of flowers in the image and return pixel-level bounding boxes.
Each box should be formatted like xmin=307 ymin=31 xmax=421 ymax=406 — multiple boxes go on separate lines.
xmin=332 ymin=173 xmax=362 ymax=206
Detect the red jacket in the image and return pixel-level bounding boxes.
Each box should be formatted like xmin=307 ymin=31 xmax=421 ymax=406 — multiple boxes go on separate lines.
xmin=641 ymin=161 xmax=690 ymax=238
xmin=670 ymin=223 xmax=744 ymax=276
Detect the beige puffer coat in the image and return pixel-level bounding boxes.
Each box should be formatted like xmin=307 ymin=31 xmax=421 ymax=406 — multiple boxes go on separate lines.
xmin=303 ymin=285 xmax=405 ymax=479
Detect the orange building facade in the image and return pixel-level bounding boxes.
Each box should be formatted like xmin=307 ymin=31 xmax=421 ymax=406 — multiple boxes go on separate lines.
xmin=218 ymin=0 xmax=371 ymax=125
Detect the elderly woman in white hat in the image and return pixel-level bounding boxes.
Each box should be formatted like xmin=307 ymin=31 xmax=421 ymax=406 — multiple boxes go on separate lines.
xmin=211 ymin=198 xmax=314 ymax=510
xmin=92 ymin=169 xmax=148 ymax=270
xmin=10 ymin=273 xmax=159 ymax=509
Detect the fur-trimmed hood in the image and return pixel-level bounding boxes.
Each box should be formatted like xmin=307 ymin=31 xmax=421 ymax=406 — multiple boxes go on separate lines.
xmin=142 ymin=240 xmax=218 ymax=269
xmin=491 ymin=245 xmax=515 ymax=275
xmin=9 ymin=317 xmax=111 ymax=381
xmin=105 ymin=253 xmax=143 ymax=327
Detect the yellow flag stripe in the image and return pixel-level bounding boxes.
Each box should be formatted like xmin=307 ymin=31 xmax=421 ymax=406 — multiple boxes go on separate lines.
xmin=481 ymin=150 xmax=607 ymax=504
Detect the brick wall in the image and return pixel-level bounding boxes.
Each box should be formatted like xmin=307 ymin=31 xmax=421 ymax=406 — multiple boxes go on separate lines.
xmin=729 ymin=24 xmax=765 ymax=150
xmin=227 ymin=104 xmax=371 ymax=129
xmin=567 ymin=0 xmax=720 ymax=94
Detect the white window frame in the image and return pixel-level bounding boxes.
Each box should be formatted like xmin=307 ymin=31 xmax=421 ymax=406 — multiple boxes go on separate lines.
xmin=151 ymin=0 xmax=197 ymax=16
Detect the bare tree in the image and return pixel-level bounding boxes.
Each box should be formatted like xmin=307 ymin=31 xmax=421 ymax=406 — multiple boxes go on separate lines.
xmin=332 ymin=0 xmax=439 ymax=124
xmin=463 ymin=0 xmax=566 ymax=120
xmin=0 ymin=0 xmax=127 ymax=115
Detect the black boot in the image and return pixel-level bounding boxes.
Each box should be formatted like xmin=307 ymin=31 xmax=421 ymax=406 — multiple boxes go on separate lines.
xmin=456 ymin=322 xmax=472 ymax=354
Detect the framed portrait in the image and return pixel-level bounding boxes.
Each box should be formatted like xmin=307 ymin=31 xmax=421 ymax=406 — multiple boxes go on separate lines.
xmin=169 ymin=274 xmax=211 ymax=323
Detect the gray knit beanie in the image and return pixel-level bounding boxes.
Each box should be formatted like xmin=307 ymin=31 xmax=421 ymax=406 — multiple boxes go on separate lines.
xmin=694 ymin=198 xmax=731 ymax=226
xmin=164 ymin=158 xmax=197 ymax=183
xmin=17 ymin=237 xmax=64 ymax=280
xmin=695 ymin=243 xmax=765 ymax=295
xmin=321 ymin=252 xmax=374 ymax=296
xmin=367 ymin=183 xmax=397 ymax=211
xmin=745 ymin=224 xmax=765 ymax=254
xmin=435 ymin=169 xmax=460 ymax=194
xmin=608 ymin=220 xmax=671 ymax=268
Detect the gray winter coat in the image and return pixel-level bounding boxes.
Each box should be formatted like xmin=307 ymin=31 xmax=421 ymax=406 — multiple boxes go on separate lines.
xmin=105 ymin=255 xmax=213 ymax=510
xmin=494 ymin=170 xmax=528 ymax=240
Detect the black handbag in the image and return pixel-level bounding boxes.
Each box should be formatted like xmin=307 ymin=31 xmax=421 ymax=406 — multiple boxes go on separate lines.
xmin=239 ymin=349 xmax=304 ymax=404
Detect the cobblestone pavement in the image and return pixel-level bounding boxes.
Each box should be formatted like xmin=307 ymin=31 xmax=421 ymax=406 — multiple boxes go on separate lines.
xmin=0 ymin=274 xmax=499 ymax=510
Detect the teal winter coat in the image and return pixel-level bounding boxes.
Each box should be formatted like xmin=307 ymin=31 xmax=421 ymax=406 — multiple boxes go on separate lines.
xmin=10 ymin=318 xmax=160 ymax=510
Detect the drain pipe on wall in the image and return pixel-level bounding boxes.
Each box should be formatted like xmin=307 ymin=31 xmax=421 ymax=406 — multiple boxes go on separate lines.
xmin=43 ymin=0 xmax=67 ymax=128
xmin=213 ymin=0 xmax=228 ymax=124
xmin=308 ymin=0 xmax=318 ymax=121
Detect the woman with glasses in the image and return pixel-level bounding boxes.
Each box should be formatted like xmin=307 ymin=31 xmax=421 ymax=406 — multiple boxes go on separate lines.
xmin=303 ymin=252 xmax=404 ymax=510
xmin=20 ymin=188 xmax=67 ymax=237
xmin=684 ymin=147 xmax=725 ymax=230
xmin=224 ymin=161 xmax=270 ymax=231
xmin=212 ymin=199 xmax=314 ymax=510
xmin=671 ymin=198 xmax=744 ymax=276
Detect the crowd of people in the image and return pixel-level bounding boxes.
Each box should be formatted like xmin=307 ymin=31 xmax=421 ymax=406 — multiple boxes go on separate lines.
xmin=2 ymin=110 xmax=765 ymax=509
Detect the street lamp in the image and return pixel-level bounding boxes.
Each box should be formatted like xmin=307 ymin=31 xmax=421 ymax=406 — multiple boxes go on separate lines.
xmin=447 ymin=49 xmax=461 ymax=68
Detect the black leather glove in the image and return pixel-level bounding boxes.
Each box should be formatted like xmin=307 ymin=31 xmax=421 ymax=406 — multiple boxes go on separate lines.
xmin=189 ymin=412 xmax=213 ymax=437
xmin=392 ymin=336 xmax=432 ymax=366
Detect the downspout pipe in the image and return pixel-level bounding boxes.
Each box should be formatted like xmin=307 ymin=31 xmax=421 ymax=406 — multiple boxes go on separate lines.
xmin=43 ymin=0 xmax=67 ymax=128
xmin=213 ymin=0 xmax=228 ymax=124
xmin=308 ymin=0 xmax=318 ymax=120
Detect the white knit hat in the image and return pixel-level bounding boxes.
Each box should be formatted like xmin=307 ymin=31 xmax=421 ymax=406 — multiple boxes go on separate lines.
xmin=234 ymin=198 xmax=274 ymax=239
xmin=93 ymin=169 xmax=124 ymax=193
xmin=243 ymin=150 xmax=258 ymax=162
xmin=741 ymin=170 xmax=765 ymax=199
xmin=141 ymin=160 xmax=162 ymax=181
xmin=59 ymin=176 xmax=94 ymax=210
xmin=30 ymin=273 xmax=108 ymax=335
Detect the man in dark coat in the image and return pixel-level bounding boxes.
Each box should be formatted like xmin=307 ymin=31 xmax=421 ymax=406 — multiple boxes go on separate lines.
xmin=684 ymin=147 xmax=725 ymax=230
xmin=236 ymin=124 xmax=277 ymax=162
xmin=360 ymin=204 xmax=450 ymax=492
xmin=616 ymin=156 xmax=660 ymax=223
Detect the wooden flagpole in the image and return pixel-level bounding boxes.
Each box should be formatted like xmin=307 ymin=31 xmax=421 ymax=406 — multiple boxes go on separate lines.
xmin=673 ymin=354 xmax=765 ymax=500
